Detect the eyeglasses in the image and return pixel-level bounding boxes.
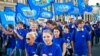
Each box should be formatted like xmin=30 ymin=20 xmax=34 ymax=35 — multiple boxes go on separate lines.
xmin=26 ymin=38 xmax=30 ymax=40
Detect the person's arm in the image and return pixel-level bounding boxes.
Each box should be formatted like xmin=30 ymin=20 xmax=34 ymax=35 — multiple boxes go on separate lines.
xmin=2 ymin=28 xmax=13 ymax=35
xmin=71 ymin=41 xmax=74 ymax=54
xmin=88 ymin=41 xmax=92 ymax=56
xmin=14 ymin=29 xmax=23 ymax=40
xmin=62 ymin=43 xmax=67 ymax=56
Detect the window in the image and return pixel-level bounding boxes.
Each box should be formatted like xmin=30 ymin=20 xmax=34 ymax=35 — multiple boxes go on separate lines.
xmin=13 ymin=0 xmax=17 ymax=3
xmin=0 ymin=0 xmax=4 ymax=1
xmin=18 ymin=0 xmax=26 ymax=4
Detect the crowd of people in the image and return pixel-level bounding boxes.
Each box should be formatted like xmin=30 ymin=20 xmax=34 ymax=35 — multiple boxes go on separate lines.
xmin=0 ymin=18 xmax=100 ymax=56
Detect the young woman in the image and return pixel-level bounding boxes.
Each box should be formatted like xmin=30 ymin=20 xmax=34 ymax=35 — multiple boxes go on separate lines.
xmin=29 ymin=22 xmax=43 ymax=43
xmin=63 ymin=25 xmax=73 ymax=56
xmin=35 ymin=29 xmax=62 ymax=56
xmin=25 ymin=32 xmax=38 ymax=56
xmin=53 ymin=27 xmax=66 ymax=56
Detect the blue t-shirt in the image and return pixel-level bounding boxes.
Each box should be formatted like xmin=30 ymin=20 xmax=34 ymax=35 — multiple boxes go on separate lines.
xmin=16 ymin=29 xmax=28 ymax=49
xmin=40 ymin=43 xmax=62 ymax=56
xmin=53 ymin=37 xmax=65 ymax=49
xmin=68 ymin=23 xmax=76 ymax=33
xmin=58 ymin=24 xmax=63 ymax=31
xmin=84 ymin=25 xmax=92 ymax=32
xmin=63 ymin=32 xmax=71 ymax=43
xmin=25 ymin=43 xmax=38 ymax=56
xmin=71 ymin=29 xmax=91 ymax=55
xmin=7 ymin=34 xmax=16 ymax=49
xmin=95 ymin=27 xmax=100 ymax=37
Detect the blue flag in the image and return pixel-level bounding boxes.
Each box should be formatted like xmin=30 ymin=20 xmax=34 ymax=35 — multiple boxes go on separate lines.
xmin=16 ymin=3 xmax=39 ymax=19
xmin=54 ymin=2 xmax=74 ymax=15
xmin=68 ymin=6 xmax=84 ymax=16
xmin=27 ymin=0 xmax=54 ymax=9
xmin=39 ymin=9 xmax=53 ymax=19
xmin=16 ymin=13 xmax=29 ymax=26
xmin=85 ymin=5 xmax=93 ymax=12
xmin=0 ymin=12 xmax=16 ymax=27
xmin=4 ymin=7 xmax=15 ymax=12
xmin=77 ymin=0 xmax=86 ymax=11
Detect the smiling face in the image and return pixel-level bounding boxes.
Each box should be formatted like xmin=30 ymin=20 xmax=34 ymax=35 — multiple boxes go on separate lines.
xmin=42 ymin=30 xmax=53 ymax=45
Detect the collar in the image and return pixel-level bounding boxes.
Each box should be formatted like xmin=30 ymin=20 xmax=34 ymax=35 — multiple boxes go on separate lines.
xmin=77 ymin=28 xmax=84 ymax=31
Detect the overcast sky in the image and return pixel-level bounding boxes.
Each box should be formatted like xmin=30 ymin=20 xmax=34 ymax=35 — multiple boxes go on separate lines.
xmin=89 ymin=0 xmax=100 ymax=5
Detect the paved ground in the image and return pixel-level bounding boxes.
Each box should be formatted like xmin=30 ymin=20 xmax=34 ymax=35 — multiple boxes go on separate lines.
xmin=92 ymin=42 xmax=100 ymax=56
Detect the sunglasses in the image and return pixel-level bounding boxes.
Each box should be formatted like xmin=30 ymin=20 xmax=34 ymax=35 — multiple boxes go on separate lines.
xmin=26 ymin=38 xmax=30 ymax=40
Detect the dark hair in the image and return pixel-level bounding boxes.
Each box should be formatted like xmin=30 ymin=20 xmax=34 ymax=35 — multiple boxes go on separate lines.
xmin=54 ymin=27 xmax=63 ymax=37
xmin=56 ymin=19 xmax=61 ymax=22
xmin=64 ymin=25 xmax=70 ymax=31
xmin=8 ymin=24 xmax=14 ymax=29
xmin=46 ymin=20 xmax=57 ymax=26
xmin=97 ymin=21 xmax=100 ymax=26
xmin=17 ymin=21 xmax=26 ymax=28
xmin=76 ymin=19 xmax=84 ymax=25
xmin=85 ymin=21 xmax=90 ymax=25
xmin=18 ymin=21 xmax=24 ymax=25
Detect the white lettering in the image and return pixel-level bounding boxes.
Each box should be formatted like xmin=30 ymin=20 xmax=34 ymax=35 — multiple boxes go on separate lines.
xmin=4 ymin=14 xmax=15 ymax=21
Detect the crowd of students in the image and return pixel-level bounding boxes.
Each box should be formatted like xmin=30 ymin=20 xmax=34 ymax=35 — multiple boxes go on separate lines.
xmin=0 ymin=18 xmax=100 ymax=56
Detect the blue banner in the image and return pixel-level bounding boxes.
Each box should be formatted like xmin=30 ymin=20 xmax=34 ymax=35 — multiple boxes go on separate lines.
xmin=4 ymin=7 xmax=14 ymax=12
xmin=16 ymin=3 xmax=39 ymax=19
xmin=77 ymin=0 xmax=86 ymax=11
xmin=16 ymin=13 xmax=29 ymax=26
xmin=68 ymin=6 xmax=84 ymax=16
xmin=54 ymin=2 xmax=74 ymax=15
xmin=85 ymin=5 xmax=93 ymax=12
xmin=27 ymin=0 xmax=54 ymax=9
xmin=0 ymin=12 xmax=16 ymax=27
xmin=39 ymin=9 xmax=53 ymax=19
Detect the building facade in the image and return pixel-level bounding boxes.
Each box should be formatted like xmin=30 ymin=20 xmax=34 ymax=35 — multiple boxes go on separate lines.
xmin=0 ymin=0 xmax=27 ymax=11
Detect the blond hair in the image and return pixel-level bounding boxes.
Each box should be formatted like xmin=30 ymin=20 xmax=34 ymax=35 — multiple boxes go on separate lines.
xmin=26 ymin=32 xmax=37 ymax=40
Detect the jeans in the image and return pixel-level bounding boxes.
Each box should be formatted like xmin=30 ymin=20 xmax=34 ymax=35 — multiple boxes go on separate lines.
xmin=7 ymin=48 xmax=16 ymax=56
xmin=15 ymin=48 xmax=26 ymax=56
